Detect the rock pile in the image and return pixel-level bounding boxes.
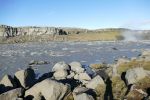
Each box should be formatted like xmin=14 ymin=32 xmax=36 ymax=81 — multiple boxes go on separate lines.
xmin=0 ymin=58 xmax=150 ymax=100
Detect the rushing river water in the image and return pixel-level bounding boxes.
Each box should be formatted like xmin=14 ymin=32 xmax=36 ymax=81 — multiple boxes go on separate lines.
xmin=0 ymin=41 xmax=150 ymax=79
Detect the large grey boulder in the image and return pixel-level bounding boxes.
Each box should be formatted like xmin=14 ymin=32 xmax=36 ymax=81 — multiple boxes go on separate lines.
xmin=78 ymin=72 xmax=91 ymax=81
xmin=0 ymin=75 xmax=15 ymax=88
xmin=52 ymin=61 xmax=70 ymax=72
xmin=0 ymin=75 xmax=16 ymax=93
xmin=78 ymin=72 xmax=91 ymax=84
xmin=67 ymin=71 xmax=75 ymax=79
xmin=86 ymin=75 xmax=105 ymax=90
xmin=125 ymin=67 xmax=147 ymax=85
xmin=73 ymin=87 xmax=89 ymax=95
xmin=0 ymin=88 xmax=22 ymax=100
xmin=53 ymin=70 xmax=68 ymax=80
xmin=69 ymin=62 xmax=84 ymax=73
xmin=25 ymin=79 xmax=70 ymax=100
xmin=14 ymin=68 xmax=35 ymax=88
xmin=73 ymin=93 xmax=94 ymax=100
xmin=73 ymin=87 xmax=94 ymax=100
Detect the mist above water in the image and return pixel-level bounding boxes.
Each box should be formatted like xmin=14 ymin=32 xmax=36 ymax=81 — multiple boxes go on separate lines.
xmin=122 ymin=31 xmax=142 ymax=41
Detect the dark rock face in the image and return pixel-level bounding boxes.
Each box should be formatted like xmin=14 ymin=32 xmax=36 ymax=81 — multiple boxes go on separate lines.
xmin=0 ymin=25 xmax=68 ymax=38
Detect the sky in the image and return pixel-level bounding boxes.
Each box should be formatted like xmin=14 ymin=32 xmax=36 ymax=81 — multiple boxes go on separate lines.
xmin=0 ymin=0 xmax=150 ymax=29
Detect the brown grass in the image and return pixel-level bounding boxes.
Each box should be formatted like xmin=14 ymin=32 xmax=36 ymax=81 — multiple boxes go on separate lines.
xmin=118 ymin=60 xmax=150 ymax=75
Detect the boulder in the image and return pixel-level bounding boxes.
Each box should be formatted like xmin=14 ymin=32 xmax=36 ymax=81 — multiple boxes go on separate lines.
xmin=67 ymin=71 xmax=75 ymax=79
xmin=125 ymin=67 xmax=147 ymax=85
xmin=74 ymin=74 xmax=79 ymax=80
xmin=0 ymin=75 xmax=16 ymax=93
xmin=73 ymin=87 xmax=89 ymax=95
xmin=14 ymin=68 xmax=35 ymax=88
xmin=52 ymin=61 xmax=70 ymax=72
xmin=78 ymin=72 xmax=91 ymax=84
xmin=53 ymin=70 xmax=68 ymax=80
xmin=73 ymin=93 xmax=94 ymax=100
xmin=78 ymin=72 xmax=91 ymax=81
xmin=115 ymin=58 xmax=130 ymax=66
xmin=86 ymin=75 xmax=106 ymax=99
xmin=141 ymin=50 xmax=150 ymax=57
xmin=0 ymin=74 xmax=15 ymax=88
xmin=0 ymin=88 xmax=22 ymax=100
xmin=69 ymin=62 xmax=84 ymax=73
xmin=86 ymin=75 xmax=105 ymax=90
xmin=25 ymin=79 xmax=70 ymax=100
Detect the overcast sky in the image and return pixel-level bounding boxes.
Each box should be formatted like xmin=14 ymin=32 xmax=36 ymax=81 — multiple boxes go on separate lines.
xmin=0 ymin=0 xmax=150 ymax=29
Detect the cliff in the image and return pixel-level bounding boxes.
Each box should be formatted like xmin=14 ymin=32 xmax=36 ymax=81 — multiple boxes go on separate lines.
xmin=0 ymin=25 xmax=68 ymax=37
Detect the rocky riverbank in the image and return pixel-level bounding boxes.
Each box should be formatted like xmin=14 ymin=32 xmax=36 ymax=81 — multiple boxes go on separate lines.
xmin=0 ymin=50 xmax=150 ymax=100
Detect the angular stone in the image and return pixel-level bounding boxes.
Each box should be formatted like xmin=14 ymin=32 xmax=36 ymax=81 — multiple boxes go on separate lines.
xmin=14 ymin=68 xmax=35 ymax=88
xmin=53 ymin=70 xmax=68 ymax=80
xmin=25 ymin=79 xmax=70 ymax=100
xmin=52 ymin=61 xmax=70 ymax=72
xmin=125 ymin=67 xmax=146 ymax=85
xmin=0 ymin=88 xmax=22 ymax=100
xmin=69 ymin=62 xmax=84 ymax=73
xmin=73 ymin=93 xmax=94 ymax=100
xmin=86 ymin=75 xmax=105 ymax=90
xmin=0 ymin=75 xmax=15 ymax=88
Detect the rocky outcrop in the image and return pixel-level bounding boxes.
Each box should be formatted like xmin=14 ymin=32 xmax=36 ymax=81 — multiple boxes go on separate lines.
xmin=0 ymin=25 xmax=68 ymax=38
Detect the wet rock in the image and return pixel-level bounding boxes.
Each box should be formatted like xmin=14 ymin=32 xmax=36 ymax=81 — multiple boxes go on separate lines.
xmin=69 ymin=62 xmax=84 ymax=73
xmin=52 ymin=61 xmax=70 ymax=72
xmin=0 ymin=88 xmax=22 ymax=100
xmin=53 ymin=70 xmax=68 ymax=80
xmin=25 ymin=79 xmax=70 ymax=100
xmin=14 ymin=68 xmax=35 ymax=88
xmin=125 ymin=67 xmax=147 ymax=85
xmin=29 ymin=60 xmax=49 ymax=65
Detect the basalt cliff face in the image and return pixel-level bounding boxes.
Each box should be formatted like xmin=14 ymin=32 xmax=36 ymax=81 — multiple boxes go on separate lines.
xmin=0 ymin=25 xmax=69 ymax=37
